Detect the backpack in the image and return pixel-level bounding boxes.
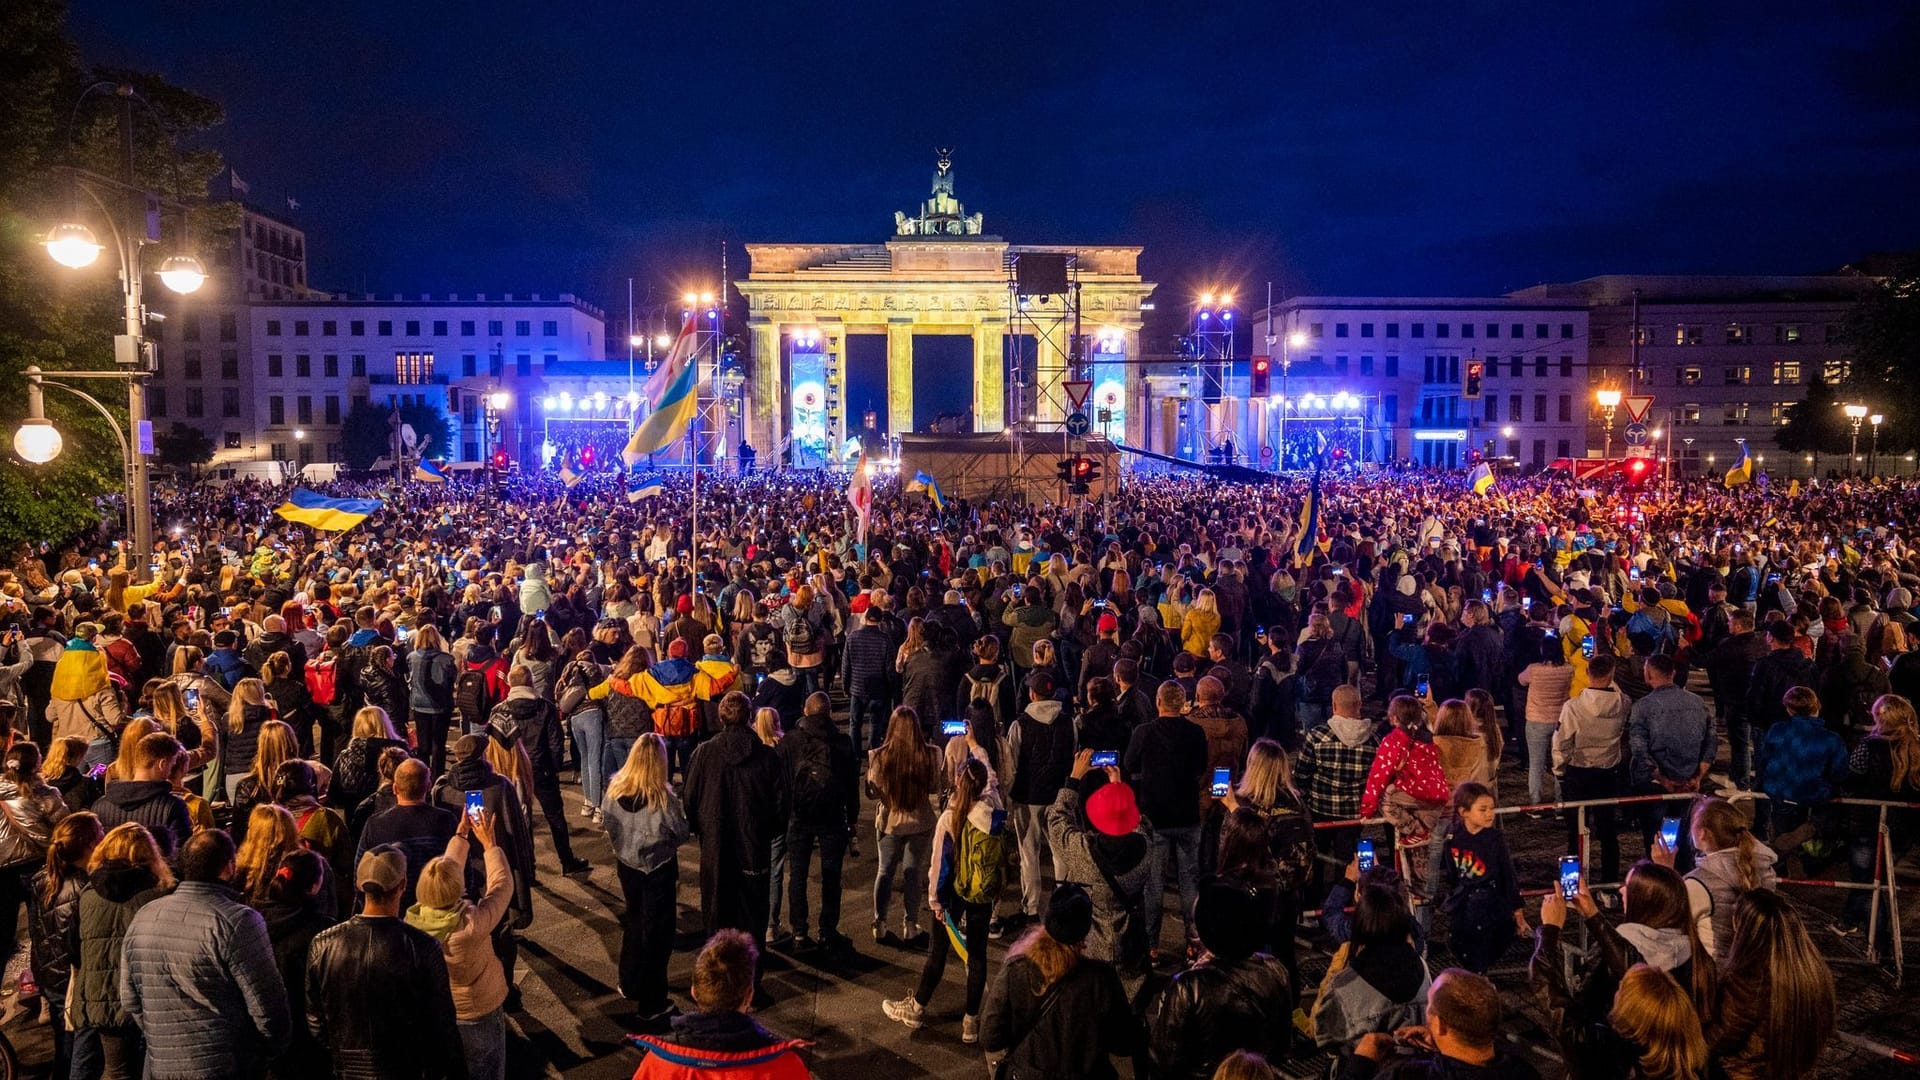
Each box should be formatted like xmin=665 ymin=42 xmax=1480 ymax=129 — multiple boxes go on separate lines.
xmin=1264 ymin=797 xmax=1318 ymax=892
xmin=454 ymin=667 xmax=498 ymax=728
xmin=964 ymin=668 xmax=1008 ymax=727
xmin=788 ymin=731 xmax=837 ymax=817
xmin=306 ymin=655 xmax=339 ymax=706
xmin=653 ymin=701 xmax=701 ymax=738
xmin=784 ymin=611 xmax=818 ymax=658
xmin=952 ymin=816 xmax=1007 ymax=905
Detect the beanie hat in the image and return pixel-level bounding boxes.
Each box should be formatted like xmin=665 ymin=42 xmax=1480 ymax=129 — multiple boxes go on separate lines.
xmin=676 ymin=595 xmax=693 ymax=615
xmin=1193 ymin=880 xmax=1264 ymax=962
xmin=1085 ymin=781 xmax=1140 ymax=837
xmin=667 ymin=638 xmax=689 ymax=659
xmin=1043 ymin=883 xmax=1094 ymax=946
xmin=1096 ymin=613 xmax=1120 ymax=634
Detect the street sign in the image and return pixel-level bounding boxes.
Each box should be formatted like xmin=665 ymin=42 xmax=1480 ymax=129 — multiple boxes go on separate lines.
xmin=1623 ymin=395 xmax=1655 ymax=424
xmin=1627 ymin=445 xmax=1655 ymax=459
xmin=1623 ymin=422 xmax=1650 ymax=447
xmin=1063 ymin=379 xmax=1093 ymax=411
xmin=1064 ymin=410 xmax=1091 ymax=436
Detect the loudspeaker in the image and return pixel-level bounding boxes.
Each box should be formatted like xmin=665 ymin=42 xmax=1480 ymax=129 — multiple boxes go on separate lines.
xmin=1015 ymin=253 xmax=1070 ymax=298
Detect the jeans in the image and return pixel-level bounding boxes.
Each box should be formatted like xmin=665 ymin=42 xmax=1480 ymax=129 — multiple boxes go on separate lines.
xmin=1009 ymin=802 xmax=1062 ymax=917
xmin=602 ymin=736 xmax=637 ymax=797
xmin=70 ymin=1024 xmax=142 ymax=1080
xmin=531 ymin=767 xmax=577 ymax=864
xmin=417 ymin=710 xmax=453 ymax=775
xmin=785 ymin=824 xmax=849 ymax=938
xmin=1727 ymin=714 xmax=1756 ymax=788
xmin=458 ymin=1009 xmax=507 ymax=1080
xmin=768 ymin=832 xmax=787 ymax=930
xmin=665 ymin=735 xmax=697 ymax=784
xmin=1526 ymin=723 xmax=1558 ymax=805
xmin=617 ymin=859 xmax=678 ymax=1012
xmin=1561 ymin=765 xmax=1621 ymax=885
xmin=916 ymin=899 xmax=991 ymax=1014
xmin=874 ymin=828 xmax=932 ymax=932
xmin=849 ymin=695 xmax=890 ymax=752
xmin=572 ymin=706 xmax=607 ymax=807
xmin=1144 ymin=824 xmax=1203 ymax=948
xmin=1296 ymin=703 xmax=1330 ymax=732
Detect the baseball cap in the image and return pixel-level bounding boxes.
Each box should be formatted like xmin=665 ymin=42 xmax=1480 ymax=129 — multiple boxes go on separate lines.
xmin=1096 ymin=613 xmax=1120 ymax=634
xmin=356 ymin=845 xmax=407 ymax=895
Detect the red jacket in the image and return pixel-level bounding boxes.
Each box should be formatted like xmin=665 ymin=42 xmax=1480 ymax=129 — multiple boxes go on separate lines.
xmin=630 ymin=1033 xmax=809 ymax=1080
xmin=1359 ymin=727 xmax=1450 ymax=816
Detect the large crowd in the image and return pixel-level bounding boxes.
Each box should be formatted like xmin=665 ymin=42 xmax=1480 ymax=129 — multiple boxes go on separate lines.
xmin=0 ymin=461 xmax=1913 ymax=1080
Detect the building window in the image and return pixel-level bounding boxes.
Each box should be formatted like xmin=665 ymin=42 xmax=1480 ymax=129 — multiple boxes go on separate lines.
xmin=1335 ymin=356 xmax=1349 ymax=375
xmin=1385 ymin=356 xmax=1398 ymax=377
xmin=1309 ymin=323 xmax=1324 ymax=339
xmin=515 ymin=353 xmax=531 ymax=376
xmin=1535 ymin=356 xmax=1547 ymax=378
xmin=1360 ymin=355 xmax=1373 ymax=376
xmin=293 ymin=320 xmax=309 ymax=336
xmin=322 ymin=320 xmax=337 ymax=336
xmin=1535 ymin=323 xmax=1549 ymax=339
xmin=1532 ymin=439 xmax=1546 ymax=466
xmin=1823 ymin=360 xmax=1848 ymax=383
xmin=268 ymin=396 xmax=285 ymax=425
xmin=1435 ymin=323 xmax=1450 ymax=339
xmin=433 ymin=320 xmax=448 ymax=336
xmin=487 ymin=320 xmax=503 ymax=337
xmin=220 ymin=314 xmax=238 ymax=342
xmin=378 ymin=320 xmax=393 ymax=336
xmin=1509 ymin=394 xmax=1521 ymax=422
xmin=1333 ymin=323 xmax=1350 ymax=338
xmin=270 ymin=442 xmax=286 ymax=461
xmin=224 ymin=432 xmax=241 ymax=449
xmin=1776 ymin=324 xmax=1801 ymax=344
xmin=350 ymin=320 xmax=365 ymax=336
xmin=1534 ymin=394 xmax=1546 ymax=422
xmin=1771 ymin=403 xmax=1792 ymax=426
xmin=1674 ymin=324 xmax=1703 ymax=346
xmin=1485 ymin=395 xmax=1499 ymax=422
xmin=1360 ymin=323 xmax=1374 ymax=338
xmin=1725 ymin=365 xmax=1750 ymax=385
xmin=1461 ymin=323 xmax=1474 ymax=339
xmin=462 ymin=354 xmax=477 ymax=378
xmin=1559 ymin=356 xmax=1573 ymax=378
xmin=1591 ymin=327 xmax=1609 ymax=346
xmin=1486 ymin=322 xmax=1500 ymax=338
xmin=1509 ymin=356 xmax=1523 ymax=378
xmin=1410 ymin=323 xmax=1425 ymax=339
xmin=1560 ymin=323 xmax=1574 ymax=339
xmin=1556 ymin=439 xmax=1571 ymax=459
xmin=543 ymin=320 xmax=558 ymax=336
xmin=297 ymin=396 xmax=313 ymax=425
xmin=1773 ymin=361 xmax=1801 ymax=385
xmin=1385 ymin=323 xmax=1399 ymax=338
xmin=1679 ymin=403 xmax=1702 ymax=425
xmin=1558 ymin=394 xmax=1572 ymax=422
xmin=149 ymin=390 xmax=167 ymax=419
xmin=1382 ymin=394 xmax=1398 ymax=422
xmin=460 ymin=320 xmax=476 ymax=336
xmin=325 ymin=397 xmax=342 ymax=425
xmin=1679 ymin=366 xmax=1703 ymax=386
xmin=1511 ymin=323 xmax=1524 ymax=339
xmin=323 ymin=355 xmax=339 ymax=378
xmin=515 ymin=320 xmax=531 ymax=337
xmin=1725 ymin=323 xmax=1748 ymax=345
xmin=183 ymin=352 xmax=202 ymax=379
xmin=184 ymin=388 xmax=204 ymax=418
xmin=402 ymin=320 xmax=418 ymax=336
xmin=1423 ymin=357 xmax=1436 ymax=383
xmin=221 ymin=352 xmax=239 ymax=380
xmin=1723 ymin=402 xmax=1749 ymax=425
xmin=396 ymin=352 xmax=435 ymax=384
xmin=265 ymin=319 xmax=281 ymax=337
xmin=295 ymin=354 xmax=311 ymax=378
xmin=267 ymin=354 xmax=284 ymax=377
xmin=351 ymin=355 xmax=367 ymax=377
xmin=221 ymin=387 xmax=240 ymax=417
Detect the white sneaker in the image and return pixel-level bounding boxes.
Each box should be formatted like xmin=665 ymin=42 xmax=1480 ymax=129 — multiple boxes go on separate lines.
xmin=580 ymin=803 xmax=596 ymax=818
xmin=961 ymin=1013 xmax=979 ymax=1044
xmin=881 ymin=996 xmax=924 ymax=1030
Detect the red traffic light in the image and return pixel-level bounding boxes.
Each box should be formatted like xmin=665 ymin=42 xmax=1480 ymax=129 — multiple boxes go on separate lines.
xmin=1629 ymin=458 xmax=1649 ymax=474
xmin=1252 ymin=357 xmax=1270 ymax=374
xmin=491 ymin=450 xmax=508 ymax=469
xmin=1073 ymin=458 xmax=1093 ymax=478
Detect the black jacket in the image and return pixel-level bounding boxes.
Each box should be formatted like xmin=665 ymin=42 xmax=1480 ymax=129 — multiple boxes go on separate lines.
xmin=775 ymin=713 xmax=859 ymax=830
xmin=1124 ymin=714 xmax=1209 ymax=829
xmin=981 ymin=954 xmax=1141 ymax=1080
xmin=91 ymin=779 xmax=193 ymax=858
xmin=487 ymin=690 xmax=564 ymax=775
xmin=358 ymin=665 xmax=410 ymax=731
xmin=27 ymin=868 xmax=85 ymax=996
xmin=430 ymin=759 xmax=535 ymax=924
xmin=1145 ymin=951 xmax=1295 ymax=1080
xmin=246 ymin=633 xmax=308 ymax=683
xmin=1746 ymin=646 xmax=1816 ymax=729
xmin=1075 ymin=702 xmax=1130 ymax=758
xmin=304 ymin=915 xmax=464 ymax=1080
xmin=1704 ymin=630 xmax=1768 ymax=719
xmin=353 ymin=802 xmax=458 ymax=910
xmin=260 ymin=896 xmax=336 ymax=1080
xmin=70 ymin=862 xmax=166 ymax=1030
xmin=683 ymin=726 xmax=787 ymax=935
xmin=1335 ymin=1048 xmax=1542 ymax=1080
xmin=840 ymin=622 xmax=897 ymax=700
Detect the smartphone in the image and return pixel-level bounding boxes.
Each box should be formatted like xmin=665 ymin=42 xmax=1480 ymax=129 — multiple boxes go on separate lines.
xmin=1481 ymin=588 xmax=1493 ymax=604
xmin=1255 ymin=625 xmax=1267 ymax=640
xmin=1414 ymin=674 xmax=1431 ymax=698
xmin=1401 ymin=613 xmax=1415 ymax=627
xmin=464 ymin=790 xmax=485 ymax=821
xmin=1580 ymin=634 xmax=1596 ymax=659
xmin=1558 ymin=855 xmax=1582 ymax=901
xmin=1629 ymin=566 xmax=1641 ymax=582
xmin=1660 ymin=817 xmax=1682 ymax=852
xmin=184 ymin=688 xmax=200 ymax=711
xmin=1522 ymin=596 xmax=1533 ymax=610
xmin=1766 ymin=573 xmax=1781 ymax=584
xmin=941 ymin=719 xmax=967 ymax=737
xmin=1210 ymin=767 xmax=1231 ymax=798
xmin=87 ymin=762 xmax=109 ymax=781
xmin=1356 ymin=838 xmax=1377 ymax=874
xmin=1090 ymin=750 xmax=1119 ymax=768
xmin=1332 ymin=567 xmax=1345 ymax=576
xmin=220 ymin=606 xmax=231 ymax=618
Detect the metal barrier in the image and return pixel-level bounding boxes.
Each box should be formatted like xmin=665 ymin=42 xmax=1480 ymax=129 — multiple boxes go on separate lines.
xmin=1308 ymin=791 xmax=1919 ymax=981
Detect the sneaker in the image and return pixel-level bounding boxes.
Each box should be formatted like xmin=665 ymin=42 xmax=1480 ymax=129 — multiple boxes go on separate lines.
xmin=988 ymin=917 xmax=1010 ymax=940
xmin=961 ymin=1013 xmax=979 ymax=1044
xmin=881 ymin=995 xmax=924 ymax=1030
xmin=900 ymin=927 xmax=929 ymax=950
xmin=871 ymin=920 xmax=887 ymax=943
xmin=560 ymin=857 xmax=592 ymax=877
xmin=790 ymin=933 xmax=818 ymax=952
xmin=821 ymin=931 xmax=855 ymax=953
xmin=579 ymin=803 xmax=597 ymax=818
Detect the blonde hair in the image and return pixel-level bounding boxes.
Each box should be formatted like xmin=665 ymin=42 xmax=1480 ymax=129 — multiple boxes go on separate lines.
xmin=106 ymin=717 xmax=164 ymax=785
xmin=1608 ymin=965 xmax=1707 ymax=1080
xmin=352 ymin=706 xmax=401 ymax=742
xmin=1234 ymin=738 xmax=1297 ymax=810
xmin=88 ymin=822 xmax=175 ymax=891
xmin=415 ymin=854 xmax=466 ymax=911
xmin=245 ymin=720 xmax=299 ymax=798
xmin=1191 ymin=588 xmax=1219 ymax=615
xmin=484 ymin=734 xmax=533 ymax=802
xmin=45 ymin=736 xmax=88 ymax=778
xmin=413 ymin=624 xmax=444 ymax=652
xmin=148 ymin=682 xmax=188 ymax=733
xmin=607 ymin=732 xmax=671 ymax=807
xmin=1689 ymin=797 xmax=1763 ymax=890
xmin=234 ymin=804 xmax=300 ymax=904
xmin=228 ymin=678 xmax=267 ymax=736
xmin=1869 ymin=693 xmax=1920 ymax=791
xmin=753 ymin=707 xmax=783 ymax=748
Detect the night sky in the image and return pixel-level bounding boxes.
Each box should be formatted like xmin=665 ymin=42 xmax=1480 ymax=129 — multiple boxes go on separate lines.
xmin=69 ymin=2 xmax=1920 ymax=322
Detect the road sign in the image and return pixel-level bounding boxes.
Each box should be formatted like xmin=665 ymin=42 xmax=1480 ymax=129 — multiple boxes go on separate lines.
xmin=1064 ymin=410 xmax=1091 ymax=436
xmin=1623 ymin=422 xmax=1650 ymax=447
xmin=1623 ymin=395 xmax=1655 ymax=424
xmin=1063 ymin=379 xmax=1093 ymax=411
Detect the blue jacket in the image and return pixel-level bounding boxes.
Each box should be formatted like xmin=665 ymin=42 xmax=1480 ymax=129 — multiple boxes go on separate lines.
xmin=120 ymin=881 xmax=291 ymax=1079
xmin=1757 ymin=713 xmax=1849 ymax=805
xmin=1628 ymin=684 xmax=1716 ymax=787
xmin=347 ymin=627 xmax=383 ymax=648
xmin=204 ymin=647 xmax=250 ymax=690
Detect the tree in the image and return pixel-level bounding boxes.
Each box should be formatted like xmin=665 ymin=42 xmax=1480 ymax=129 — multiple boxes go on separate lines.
xmin=0 ymin=0 xmax=235 ymax=549
xmin=1838 ymin=256 xmax=1920 ymax=455
xmin=1774 ymin=372 xmax=1852 ymax=457
xmin=339 ymin=401 xmax=452 ymax=473
xmin=154 ymin=422 xmax=214 ymax=472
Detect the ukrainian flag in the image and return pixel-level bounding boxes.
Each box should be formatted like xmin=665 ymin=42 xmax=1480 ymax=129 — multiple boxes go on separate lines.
xmin=1724 ymin=441 xmax=1753 ymax=488
xmin=1469 ymin=461 xmax=1496 ymax=496
xmin=1294 ymin=470 xmax=1321 ymax=560
xmin=623 ymin=316 xmax=700 ymax=466
xmin=559 ymin=458 xmax=583 ymax=489
xmin=413 ymin=459 xmax=450 ymax=483
xmin=274 ymin=488 xmax=381 ymax=531
xmin=908 ymin=469 xmax=947 ymax=511
xmin=627 ymin=470 xmax=664 ymax=504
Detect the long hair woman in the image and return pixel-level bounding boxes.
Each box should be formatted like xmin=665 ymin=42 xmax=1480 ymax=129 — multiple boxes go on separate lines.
xmin=231 ymin=720 xmax=300 ymax=843
xmin=1682 ymin=797 xmax=1776 ymax=958
xmin=220 ymin=678 xmax=273 ymax=803
xmin=233 ymin=803 xmax=307 ymax=908
xmin=882 ymin=755 xmax=1005 ymax=1042
xmin=105 ymin=716 xmax=164 ymax=786
xmin=332 ymin=706 xmax=409 ymax=810
xmin=70 ymin=823 xmax=174 ymax=1074
xmin=1710 ymin=889 xmax=1834 ymax=1080
xmin=1223 ymin=738 xmax=1315 ymax=983
xmin=1608 ymin=965 xmax=1708 ymax=1080
xmin=600 ymin=733 xmax=687 ymax=1023
xmin=979 ymin=883 xmax=1137 ymax=1077
xmin=867 ymin=707 xmax=943 ymax=947
xmin=1845 ymin=693 xmax=1920 ymax=932
xmin=27 ymin=811 xmax=102 ymax=1077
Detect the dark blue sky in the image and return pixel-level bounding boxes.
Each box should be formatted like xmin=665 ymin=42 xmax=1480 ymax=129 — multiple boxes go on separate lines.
xmin=70 ymin=2 xmax=1920 ymax=317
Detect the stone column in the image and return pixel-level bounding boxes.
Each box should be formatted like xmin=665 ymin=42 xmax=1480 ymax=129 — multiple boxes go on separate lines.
xmin=748 ymin=319 xmax=782 ymax=454
xmin=886 ymin=319 xmax=914 ymax=435
xmin=1033 ymin=315 xmax=1069 ymax=426
xmin=1120 ymin=325 xmax=1144 ymax=447
xmin=973 ymin=319 xmax=1005 ymax=432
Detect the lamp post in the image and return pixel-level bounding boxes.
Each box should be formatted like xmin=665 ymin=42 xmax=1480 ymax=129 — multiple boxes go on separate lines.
xmin=1870 ymin=413 xmax=1884 ymax=477
xmin=1683 ymin=436 xmax=1695 ymax=477
xmin=1596 ymin=387 xmax=1622 ymax=463
xmin=485 ymin=390 xmax=510 ymax=464
xmin=36 ymin=84 xmax=209 ymax=582
xmin=1845 ymin=404 xmax=1869 ymax=475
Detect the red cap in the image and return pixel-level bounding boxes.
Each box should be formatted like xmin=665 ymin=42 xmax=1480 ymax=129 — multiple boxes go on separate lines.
xmin=1096 ymin=613 xmax=1120 ymax=634
xmin=676 ymin=595 xmax=693 ymax=615
xmin=1086 ymin=782 xmax=1141 ymax=837
xmin=667 ymin=638 xmax=689 ymax=659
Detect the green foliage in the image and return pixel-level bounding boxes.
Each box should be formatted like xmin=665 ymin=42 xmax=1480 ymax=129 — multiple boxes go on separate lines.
xmin=1774 ymin=372 xmax=1852 ymax=456
xmin=1838 ymin=257 xmax=1920 ymax=455
xmin=154 ymin=421 xmax=214 ymax=470
xmin=0 ymin=0 xmax=233 ymax=549
xmin=340 ymin=401 xmax=452 ymax=472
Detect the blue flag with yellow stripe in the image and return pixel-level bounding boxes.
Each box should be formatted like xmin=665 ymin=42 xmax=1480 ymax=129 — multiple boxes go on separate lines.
xmin=274 ymin=488 xmax=381 ymax=531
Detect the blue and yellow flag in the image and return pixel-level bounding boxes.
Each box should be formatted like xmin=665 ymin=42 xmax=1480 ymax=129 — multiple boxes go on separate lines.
xmin=1294 ymin=469 xmax=1322 ymax=560
xmin=559 ymin=457 xmax=582 ymax=488
xmin=626 ymin=469 xmax=664 ymax=504
xmin=623 ymin=316 xmax=700 ymax=466
xmin=413 ymin=459 xmax=450 ymax=483
xmin=1469 ymin=461 xmax=1495 ymax=496
xmin=908 ymin=469 xmax=947 ymax=511
xmin=1724 ymin=441 xmax=1753 ymax=488
xmin=274 ymin=488 xmax=381 ymax=532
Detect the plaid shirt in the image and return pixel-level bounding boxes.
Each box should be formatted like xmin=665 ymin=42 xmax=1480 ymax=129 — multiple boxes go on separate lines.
xmin=1295 ymin=722 xmax=1380 ymax=822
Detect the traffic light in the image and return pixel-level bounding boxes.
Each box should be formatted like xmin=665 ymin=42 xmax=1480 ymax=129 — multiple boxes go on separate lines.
xmin=491 ymin=449 xmax=508 ymax=470
xmin=1056 ymin=457 xmax=1076 ymax=484
xmin=1250 ymin=355 xmax=1272 ymax=397
xmin=1625 ymin=456 xmax=1652 ymax=487
xmin=1462 ymin=360 xmax=1485 ymax=400
xmin=1068 ymin=456 xmax=1100 ymax=495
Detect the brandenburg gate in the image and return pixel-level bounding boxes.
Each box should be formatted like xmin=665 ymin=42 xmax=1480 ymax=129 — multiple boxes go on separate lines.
xmin=736 ymin=153 xmax=1155 ymax=465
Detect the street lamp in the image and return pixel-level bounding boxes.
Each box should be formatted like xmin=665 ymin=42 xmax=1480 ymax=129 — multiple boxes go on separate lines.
xmin=1596 ymin=388 xmax=1622 ymax=461
xmin=1845 ymin=404 xmax=1869 ymax=474
xmin=13 ymin=366 xmax=151 ymax=567
xmin=1870 ymin=413 xmax=1884 ymax=476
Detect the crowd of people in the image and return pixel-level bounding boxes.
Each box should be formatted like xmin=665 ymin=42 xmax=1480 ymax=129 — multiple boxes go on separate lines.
xmin=0 ymin=461 xmax=1910 ymax=1079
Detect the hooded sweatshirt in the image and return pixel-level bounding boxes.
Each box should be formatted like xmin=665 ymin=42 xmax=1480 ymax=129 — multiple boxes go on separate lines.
xmin=1298 ymin=714 xmax=1379 ymax=820
xmin=1552 ymin=685 xmax=1626 ymax=773
xmin=1004 ymin=699 xmax=1072 ymax=806
xmin=404 ymin=835 xmax=512 ymax=1019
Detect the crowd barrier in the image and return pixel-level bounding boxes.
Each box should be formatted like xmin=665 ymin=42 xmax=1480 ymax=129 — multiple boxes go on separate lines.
xmin=1305 ymin=791 xmax=1919 ymax=981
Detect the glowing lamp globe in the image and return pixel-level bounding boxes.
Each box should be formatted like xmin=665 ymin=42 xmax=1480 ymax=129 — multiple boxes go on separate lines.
xmin=45 ymin=223 xmax=102 ymax=269
xmin=488 ymin=391 xmax=510 ymax=411
xmin=13 ymin=420 xmax=62 ymax=464
xmin=157 ymin=254 xmax=208 ymax=294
